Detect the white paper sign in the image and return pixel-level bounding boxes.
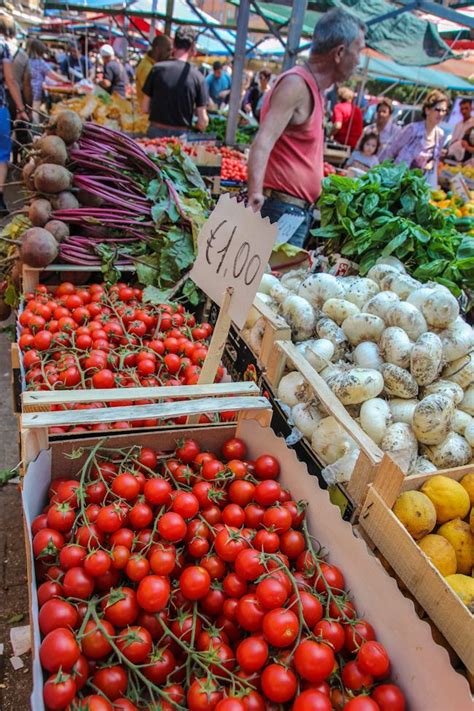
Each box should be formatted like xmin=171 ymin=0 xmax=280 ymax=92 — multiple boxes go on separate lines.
xmin=450 ymin=173 xmax=470 ymax=202
xmin=190 ymin=193 xmax=277 ymax=329
xmin=275 ymin=212 xmax=305 ymax=245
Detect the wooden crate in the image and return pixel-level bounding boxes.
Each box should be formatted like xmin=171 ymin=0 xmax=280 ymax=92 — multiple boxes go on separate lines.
xmin=267 ymin=340 xmax=474 ymax=509
xmin=266 ymin=340 xmax=386 ymax=508
xmin=22 ymin=396 xmax=473 ymax=710
xmin=22 ymin=264 xmax=137 ymax=293
xmin=245 ymin=295 xmax=291 ymax=370
xmin=360 ymin=466 xmax=474 ymax=675
xmin=20 ymin=381 xmax=262 ymax=465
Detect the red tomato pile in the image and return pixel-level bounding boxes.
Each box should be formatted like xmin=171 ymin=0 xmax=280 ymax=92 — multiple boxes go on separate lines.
xmin=32 ymin=436 xmax=406 ymax=711
xmin=18 ymin=282 xmax=229 ymax=432
xmin=323 ymin=163 xmax=336 ymax=177
xmin=138 ymin=139 xmax=248 ymax=183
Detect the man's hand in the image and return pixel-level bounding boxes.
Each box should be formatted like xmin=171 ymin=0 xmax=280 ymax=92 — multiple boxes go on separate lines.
xmin=15 ymin=110 xmax=29 ymax=123
xmin=248 ymin=191 xmax=265 ymax=213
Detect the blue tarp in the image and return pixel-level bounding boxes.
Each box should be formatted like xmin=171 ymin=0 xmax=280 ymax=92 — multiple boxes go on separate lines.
xmin=365 ymin=54 xmax=474 ymax=91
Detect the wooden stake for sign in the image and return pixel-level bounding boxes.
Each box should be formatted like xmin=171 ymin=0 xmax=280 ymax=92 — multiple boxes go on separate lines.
xmin=188 ymin=287 xmax=234 ymax=424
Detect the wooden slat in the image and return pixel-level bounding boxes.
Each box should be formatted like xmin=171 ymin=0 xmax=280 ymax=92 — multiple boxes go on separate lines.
xmin=360 ymin=486 xmax=474 ymax=673
xmin=370 ymin=453 xmax=406 ymax=508
xmin=254 ymin=295 xmax=291 ymax=368
xmin=22 ymin=381 xmax=260 ymax=408
xmin=400 ymin=464 xmax=474 ymax=493
xmin=22 ymin=396 xmax=271 ymax=429
xmin=276 ymin=341 xmax=382 ymax=464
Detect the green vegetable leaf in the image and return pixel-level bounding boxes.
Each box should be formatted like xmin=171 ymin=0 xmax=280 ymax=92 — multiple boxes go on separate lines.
xmin=362 ymin=194 xmax=379 ymax=217
xmin=434 ymin=277 xmax=462 ymax=297
xmin=142 ymin=284 xmax=174 ymax=304
xmin=182 ymin=279 xmax=202 ymax=306
xmin=135 ymin=254 xmax=160 ymax=286
xmin=413 ymin=259 xmax=449 ymax=280
xmin=4 ymin=282 xmax=17 ymax=307
xmin=381 ymin=230 xmax=408 ymax=256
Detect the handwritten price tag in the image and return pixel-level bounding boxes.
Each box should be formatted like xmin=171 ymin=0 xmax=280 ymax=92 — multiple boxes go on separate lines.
xmin=190 ymin=194 xmax=277 ymax=329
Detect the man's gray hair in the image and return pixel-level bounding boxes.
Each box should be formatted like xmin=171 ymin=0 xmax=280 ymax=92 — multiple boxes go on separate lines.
xmin=311 ymin=8 xmax=366 ymax=55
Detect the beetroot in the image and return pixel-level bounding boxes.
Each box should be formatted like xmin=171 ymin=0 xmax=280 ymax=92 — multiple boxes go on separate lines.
xmin=21 ymin=228 xmax=58 ymax=268
xmin=28 ymin=198 xmax=52 ymax=227
xmin=44 ymin=220 xmax=69 ymax=243
xmin=51 ymin=191 xmax=79 ymax=211
xmin=38 ymin=135 xmax=68 ymax=166
xmin=54 ymin=110 xmax=83 ymax=145
xmin=34 ymin=164 xmax=72 ymax=194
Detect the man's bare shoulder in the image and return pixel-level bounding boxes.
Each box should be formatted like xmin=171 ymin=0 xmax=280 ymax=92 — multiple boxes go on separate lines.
xmin=271 ymin=73 xmax=311 ymax=105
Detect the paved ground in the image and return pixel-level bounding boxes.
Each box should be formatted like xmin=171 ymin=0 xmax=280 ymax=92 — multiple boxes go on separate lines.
xmin=0 ymin=324 xmax=32 ymax=709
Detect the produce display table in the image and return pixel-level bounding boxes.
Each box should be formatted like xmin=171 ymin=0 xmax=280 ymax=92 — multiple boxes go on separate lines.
xmin=5 ymin=105 xmax=474 ymax=709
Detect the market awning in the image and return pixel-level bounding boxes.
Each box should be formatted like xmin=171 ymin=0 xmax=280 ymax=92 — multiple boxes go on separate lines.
xmin=44 ymin=0 xmax=252 ymax=54
xmin=229 ymin=0 xmax=457 ymax=66
xmin=361 ymin=50 xmax=474 ymax=91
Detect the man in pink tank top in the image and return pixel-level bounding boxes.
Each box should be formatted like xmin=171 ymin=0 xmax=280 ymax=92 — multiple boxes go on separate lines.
xmin=248 ymin=8 xmax=365 ymax=248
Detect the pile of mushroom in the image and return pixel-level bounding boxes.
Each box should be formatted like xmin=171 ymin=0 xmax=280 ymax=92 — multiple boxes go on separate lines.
xmin=248 ymin=258 xmax=474 ymax=478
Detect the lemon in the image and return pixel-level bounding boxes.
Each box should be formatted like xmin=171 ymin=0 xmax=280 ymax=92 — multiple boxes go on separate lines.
xmin=460 ymin=473 xmax=474 ymax=506
xmin=470 ymin=508 xmax=474 ymax=535
xmin=393 ymin=491 xmax=436 ymax=540
xmin=437 ymin=518 xmax=474 ymax=574
xmin=445 ymin=574 xmax=474 ymax=612
xmin=418 ymin=534 xmax=457 ymax=576
xmin=421 ymin=475 xmax=470 ymax=524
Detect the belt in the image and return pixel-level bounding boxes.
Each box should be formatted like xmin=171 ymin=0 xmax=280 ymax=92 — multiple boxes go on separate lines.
xmin=149 ymin=121 xmax=191 ymax=132
xmin=263 ymin=188 xmax=313 ymax=210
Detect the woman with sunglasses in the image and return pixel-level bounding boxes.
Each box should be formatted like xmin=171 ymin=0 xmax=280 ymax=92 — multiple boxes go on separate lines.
xmin=379 ymin=90 xmax=448 ymax=186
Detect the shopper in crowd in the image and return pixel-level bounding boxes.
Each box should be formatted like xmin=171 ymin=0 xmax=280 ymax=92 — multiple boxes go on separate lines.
xmin=60 ymin=40 xmax=90 ymax=83
xmin=246 ymin=69 xmax=271 ymax=121
xmin=346 ymin=131 xmax=380 ymax=171
xmin=135 ymin=34 xmax=172 ymax=109
xmin=98 ymin=44 xmax=127 ymax=98
xmin=362 ymin=98 xmax=400 ymax=154
xmin=331 ymin=86 xmax=363 ymax=149
xmin=446 ymin=97 xmax=474 ymax=162
xmin=460 ymin=125 xmax=474 ymax=165
xmin=4 ymin=20 xmax=31 ymax=162
xmin=142 ymin=27 xmax=208 ymax=138
xmin=380 ymin=89 xmax=448 ymax=186
xmin=27 ymin=39 xmax=67 ymax=123
xmin=0 ymin=14 xmax=29 ymax=214
xmin=206 ymin=60 xmax=231 ymax=108
xmin=247 ymin=8 xmax=365 ymax=247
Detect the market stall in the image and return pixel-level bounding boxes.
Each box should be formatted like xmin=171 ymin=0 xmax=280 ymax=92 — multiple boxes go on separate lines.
xmin=1 ymin=34 xmax=474 ymax=707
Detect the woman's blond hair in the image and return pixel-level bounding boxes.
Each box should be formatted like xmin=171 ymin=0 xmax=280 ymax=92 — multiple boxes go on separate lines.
xmin=422 ymin=89 xmax=449 ymax=118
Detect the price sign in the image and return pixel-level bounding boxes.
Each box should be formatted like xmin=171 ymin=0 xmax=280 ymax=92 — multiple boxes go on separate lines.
xmin=450 ymin=173 xmax=470 ymax=203
xmin=190 ymin=193 xmax=277 ymax=329
xmin=275 ymin=212 xmax=305 ymax=245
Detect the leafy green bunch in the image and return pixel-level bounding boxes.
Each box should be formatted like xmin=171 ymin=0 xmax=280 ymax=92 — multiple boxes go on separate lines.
xmin=313 ymin=162 xmax=474 ymax=297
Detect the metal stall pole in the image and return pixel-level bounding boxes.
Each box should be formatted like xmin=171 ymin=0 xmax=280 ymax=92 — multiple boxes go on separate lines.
xmin=282 ymin=0 xmax=308 ymax=72
xmin=149 ymin=0 xmax=158 ymax=41
xmin=165 ymin=0 xmax=175 ymax=36
xmin=225 ymin=0 xmax=250 ymax=146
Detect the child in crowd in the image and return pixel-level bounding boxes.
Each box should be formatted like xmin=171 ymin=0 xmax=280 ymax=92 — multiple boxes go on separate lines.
xmin=346 ymin=132 xmax=380 ymax=171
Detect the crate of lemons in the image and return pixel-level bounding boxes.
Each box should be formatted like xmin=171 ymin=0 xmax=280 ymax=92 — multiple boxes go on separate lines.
xmin=393 ymin=473 xmax=474 ymax=611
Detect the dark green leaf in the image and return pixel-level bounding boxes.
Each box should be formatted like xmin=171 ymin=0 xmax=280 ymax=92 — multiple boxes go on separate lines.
xmin=434 ymin=277 xmax=461 ymax=297
xmin=142 ymin=284 xmax=173 ymax=304
xmin=381 ymin=230 xmax=408 ymax=256
xmin=413 ymin=259 xmax=449 ymax=280
xmin=362 ymin=193 xmax=379 ymax=217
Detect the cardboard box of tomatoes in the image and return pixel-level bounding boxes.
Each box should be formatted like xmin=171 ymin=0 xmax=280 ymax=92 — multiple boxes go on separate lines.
xmin=22 ymin=394 xmax=472 ymax=711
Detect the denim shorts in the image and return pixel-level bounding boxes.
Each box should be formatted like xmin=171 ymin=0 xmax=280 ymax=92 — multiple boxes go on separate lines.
xmin=260 ymin=197 xmax=313 ymax=248
xmin=0 ymin=105 xmax=11 ymax=163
